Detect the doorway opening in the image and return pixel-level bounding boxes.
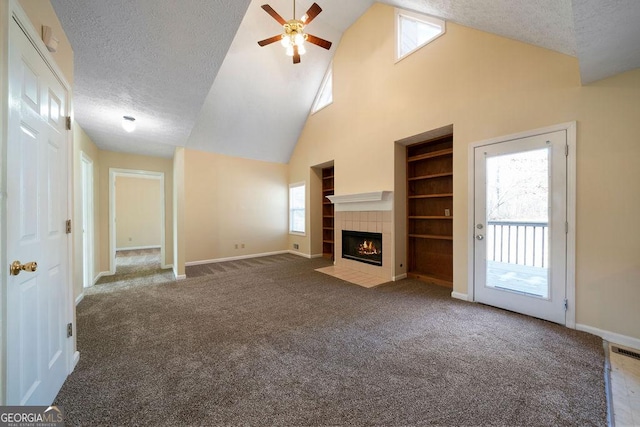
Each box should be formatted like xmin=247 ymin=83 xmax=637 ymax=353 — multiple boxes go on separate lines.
xmin=81 ymin=153 xmax=95 ymax=288
xmin=109 ymin=169 xmax=167 ymax=277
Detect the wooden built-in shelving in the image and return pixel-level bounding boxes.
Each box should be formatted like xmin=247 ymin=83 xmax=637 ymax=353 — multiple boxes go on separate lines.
xmin=407 ymin=134 xmax=454 ymax=288
xmin=322 ymin=166 xmax=335 ymax=260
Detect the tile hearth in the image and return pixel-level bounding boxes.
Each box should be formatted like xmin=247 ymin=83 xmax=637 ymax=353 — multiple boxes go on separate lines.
xmin=315 ymin=265 xmax=388 ymax=288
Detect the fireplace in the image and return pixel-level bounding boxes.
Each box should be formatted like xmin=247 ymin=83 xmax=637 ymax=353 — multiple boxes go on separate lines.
xmin=342 ymin=230 xmax=383 ymax=266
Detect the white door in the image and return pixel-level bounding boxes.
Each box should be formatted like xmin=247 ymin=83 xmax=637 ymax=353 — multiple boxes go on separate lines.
xmin=6 ymin=16 xmax=71 ymax=404
xmin=474 ymin=130 xmax=567 ymax=324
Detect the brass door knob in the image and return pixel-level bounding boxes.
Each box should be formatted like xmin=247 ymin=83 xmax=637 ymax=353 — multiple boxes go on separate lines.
xmin=10 ymin=260 xmax=38 ymax=276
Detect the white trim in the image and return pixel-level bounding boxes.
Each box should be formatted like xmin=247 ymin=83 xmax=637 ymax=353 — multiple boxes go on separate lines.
xmin=395 ymin=8 xmax=446 ymax=63
xmin=75 ymin=293 xmax=84 ymax=306
xmin=174 ymin=273 xmax=186 ymax=281
xmin=327 ymin=191 xmax=393 ymax=212
xmin=80 ymin=152 xmax=94 ymax=290
xmin=72 ymin=351 xmax=80 ymax=371
xmin=451 ymin=291 xmax=470 ymax=301
xmin=109 ymin=169 xmax=167 ymax=276
xmin=115 ymin=245 xmax=161 ymax=251
xmin=185 ymin=250 xmax=290 ymax=266
xmin=94 ymin=271 xmax=113 ymax=285
xmin=393 ymin=273 xmax=408 ymax=281
xmin=288 ymin=250 xmax=323 ymax=259
xmin=467 ymin=121 xmax=577 ymax=327
xmin=576 ymin=324 xmax=640 ymax=351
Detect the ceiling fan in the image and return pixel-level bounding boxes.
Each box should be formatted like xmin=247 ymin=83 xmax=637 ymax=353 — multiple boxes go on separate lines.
xmin=257 ymin=2 xmax=333 ymax=64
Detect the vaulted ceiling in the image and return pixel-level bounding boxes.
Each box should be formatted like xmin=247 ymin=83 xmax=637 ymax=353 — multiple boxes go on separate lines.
xmin=51 ymin=0 xmax=640 ymax=163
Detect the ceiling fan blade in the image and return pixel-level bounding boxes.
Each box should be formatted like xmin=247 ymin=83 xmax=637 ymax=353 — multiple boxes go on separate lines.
xmin=261 ymin=4 xmax=287 ymax=26
xmin=293 ymin=44 xmax=301 ymax=64
xmin=301 ymin=3 xmax=322 ymax=24
xmin=306 ymin=34 xmax=332 ymax=50
xmin=258 ymin=34 xmax=283 ymax=47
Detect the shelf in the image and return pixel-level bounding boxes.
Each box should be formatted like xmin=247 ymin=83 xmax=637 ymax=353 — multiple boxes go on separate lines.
xmin=408 ymin=172 xmax=453 ymax=181
xmin=323 ymin=240 xmax=334 ymax=244
xmin=407 ymin=148 xmax=453 ymax=162
xmin=408 ymin=193 xmax=453 ymax=199
xmin=407 ymin=272 xmax=453 ymax=288
xmin=322 ymin=175 xmax=334 ymax=179
xmin=323 ymin=215 xmax=334 ymax=218
xmin=408 ymin=216 xmax=453 ymax=220
xmin=323 ymin=227 xmax=334 ymax=231
xmin=409 ymin=234 xmax=453 ymax=240
xmin=323 ymin=187 xmax=335 ymax=192
xmin=323 ymin=201 xmax=332 ymax=205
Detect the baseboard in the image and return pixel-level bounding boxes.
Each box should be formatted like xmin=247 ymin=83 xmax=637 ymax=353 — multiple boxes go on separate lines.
xmin=115 ymin=245 xmax=161 ymax=251
xmin=185 ymin=251 xmax=290 ymax=266
xmin=393 ymin=273 xmax=407 ymax=281
xmin=451 ymin=292 xmax=470 ymax=301
xmin=310 ymin=253 xmax=324 ymax=259
xmin=172 ymin=266 xmax=186 ymax=281
xmin=289 ymin=250 xmax=318 ymax=259
xmin=75 ymin=293 xmax=84 ymax=306
xmin=576 ymin=324 xmax=640 ymax=351
xmin=72 ymin=351 xmax=80 ymax=370
xmin=93 ymin=271 xmax=112 ymax=285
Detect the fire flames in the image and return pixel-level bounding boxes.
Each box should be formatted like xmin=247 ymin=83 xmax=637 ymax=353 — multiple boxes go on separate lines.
xmin=358 ymin=240 xmax=380 ymax=256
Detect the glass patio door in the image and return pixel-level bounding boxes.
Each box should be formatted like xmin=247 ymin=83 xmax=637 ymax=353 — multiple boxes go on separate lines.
xmin=474 ymin=130 xmax=567 ymax=324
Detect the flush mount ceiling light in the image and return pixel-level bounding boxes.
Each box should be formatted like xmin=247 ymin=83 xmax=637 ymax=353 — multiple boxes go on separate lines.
xmin=257 ymin=2 xmax=332 ymax=64
xmin=122 ymin=115 xmax=136 ymax=133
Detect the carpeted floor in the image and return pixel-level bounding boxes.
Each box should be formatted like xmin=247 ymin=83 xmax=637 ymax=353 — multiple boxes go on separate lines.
xmin=57 ymin=254 xmax=607 ymax=426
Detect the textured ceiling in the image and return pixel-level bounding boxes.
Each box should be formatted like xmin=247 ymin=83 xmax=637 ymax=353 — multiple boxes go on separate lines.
xmin=572 ymin=0 xmax=640 ymax=84
xmin=51 ymin=0 xmax=251 ymax=158
xmin=52 ymin=0 xmax=640 ymax=161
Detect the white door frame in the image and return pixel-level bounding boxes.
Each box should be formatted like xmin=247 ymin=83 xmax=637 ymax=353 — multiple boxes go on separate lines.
xmin=0 ymin=0 xmax=77 ymax=403
xmin=109 ymin=168 xmax=167 ymax=274
xmin=467 ymin=122 xmax=577 ymax=328
xmin=81 ymin=153 xmax=94 ymax=287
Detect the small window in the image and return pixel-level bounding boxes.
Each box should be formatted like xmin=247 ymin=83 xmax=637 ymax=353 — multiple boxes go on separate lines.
xmin=311 ymin=64 xmax=333 ymax=114
xmin=289 ymin=183 xmax=305 ymax=235
xmin=395 ymin=9 xmax=445 ymax=61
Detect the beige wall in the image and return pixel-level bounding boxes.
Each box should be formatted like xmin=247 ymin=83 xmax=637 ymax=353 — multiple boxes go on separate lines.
xmin=184 ymin=149 xmax=289 ymax=263
xmin=18 ymin=0 xmax=73 ymax=85
xmin=289 ymin=4 xmax=640 ymax=341
xmin=115 ymin=176 xmax=162 ymax=249
xmin=98 ymin=151 xmax=173 ymax=272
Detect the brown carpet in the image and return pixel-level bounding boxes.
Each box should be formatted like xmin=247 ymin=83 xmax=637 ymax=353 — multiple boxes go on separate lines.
xmin=56 ymin=254 xmax=607 ymax=426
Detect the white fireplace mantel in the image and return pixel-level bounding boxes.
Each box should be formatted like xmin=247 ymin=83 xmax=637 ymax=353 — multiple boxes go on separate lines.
xmin=326 ymin=191 xmax=393 ymax=211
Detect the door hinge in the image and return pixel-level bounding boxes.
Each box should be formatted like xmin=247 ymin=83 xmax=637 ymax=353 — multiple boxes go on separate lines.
xmin=66 ymin=219 xmax=72 ymax=234
xmin=65 ymin=116 xmax=71 ymax=130
xmin=565 ymin=144 xmax=569 ymax=157
xmin=67 ymin=323 xmax=73 ymax=338
xmin=563 ymin=299 xmax=568 ymax=311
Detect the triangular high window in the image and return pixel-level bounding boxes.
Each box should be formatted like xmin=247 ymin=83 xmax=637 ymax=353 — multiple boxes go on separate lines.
xmin=396 ymin=9 xmax=445 ymax=61
xmin=311 ymin=64 xmax=333 ymax=114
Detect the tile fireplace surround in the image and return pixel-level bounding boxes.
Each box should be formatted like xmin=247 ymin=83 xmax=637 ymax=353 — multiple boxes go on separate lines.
xmin=326 ymin=192 xmax=393 ymax=282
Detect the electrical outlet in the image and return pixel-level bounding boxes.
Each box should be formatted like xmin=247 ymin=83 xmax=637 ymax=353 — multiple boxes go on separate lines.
xmin=234 ymin=244 xmax=238 ymax=249
xmin=444 ymin=209 xmax=451 ymax=217
xmin=293 ymin=243 xmax=299 ymax=250
xmin=241 ymin=243 xmax=245 ymax=249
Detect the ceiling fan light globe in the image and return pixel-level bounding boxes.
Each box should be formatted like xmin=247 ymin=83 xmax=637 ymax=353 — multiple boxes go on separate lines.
xmin=294 ymin=33 xmax=305 ymax=46
xmin=280 ymin=35 xmax=291 ymax=47
xmin=285 ymin=45 xmax=294 ymax=56
xmin=298 ymin=44 xmax=306 ymax=55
